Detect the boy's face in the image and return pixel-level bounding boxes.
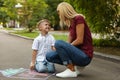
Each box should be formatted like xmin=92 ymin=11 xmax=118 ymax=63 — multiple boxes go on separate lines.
xmin=38 ymin=21 xmax=51 ymax=33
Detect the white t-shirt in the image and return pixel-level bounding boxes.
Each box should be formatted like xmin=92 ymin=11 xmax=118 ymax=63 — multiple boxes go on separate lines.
xmin=32 ymin=34 xmax=55 ymax=61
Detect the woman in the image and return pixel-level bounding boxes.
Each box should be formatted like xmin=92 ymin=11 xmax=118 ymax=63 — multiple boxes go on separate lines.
xmin=46 ymin=2 xmax=93 ymax=78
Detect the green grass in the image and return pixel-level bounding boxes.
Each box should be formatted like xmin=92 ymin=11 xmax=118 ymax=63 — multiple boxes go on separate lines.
xmin=4 ymin=28 xmax=15 ymax=30
xmin=12 ymin=30 xmax=67 ymax=40
xmin=53 ymin=34 xmax=67 ymax=41
xmin=14 ymin=31 xmax=39 ymax=39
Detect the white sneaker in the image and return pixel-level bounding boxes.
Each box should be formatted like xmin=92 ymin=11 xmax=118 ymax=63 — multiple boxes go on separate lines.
xmin=56 ymin=69 xmax=77 ymax=78
xmin=75 ymin=66 xmax=80 ymax=75
xmin=75 ymin=66 xmax=85 ymax=75
xmin=76 ymin=70 xmax=80 ymax=75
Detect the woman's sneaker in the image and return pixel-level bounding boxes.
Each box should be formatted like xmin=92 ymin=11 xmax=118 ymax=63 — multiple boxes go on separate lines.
xmin=56 ymin=69 xmax=77 ymax=78
xmin=75 ymin=66 xmax=85 ymax=75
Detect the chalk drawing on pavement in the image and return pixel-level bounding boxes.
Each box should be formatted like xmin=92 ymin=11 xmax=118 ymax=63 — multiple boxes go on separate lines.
xmin=0 ymin=68 xmax=55 ymax=80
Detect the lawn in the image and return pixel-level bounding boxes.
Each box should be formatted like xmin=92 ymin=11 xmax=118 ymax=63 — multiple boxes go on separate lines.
xmin=12 ymin=29 xmax=67 ymax=41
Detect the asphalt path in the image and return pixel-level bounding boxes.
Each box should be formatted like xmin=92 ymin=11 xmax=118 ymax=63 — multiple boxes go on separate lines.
xmin=0 ymin=31 xmax=120 ymax=80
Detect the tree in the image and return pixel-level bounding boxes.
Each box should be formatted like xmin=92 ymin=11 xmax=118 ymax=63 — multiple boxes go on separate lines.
xmin=19 ymin=0 xmax=48 ymax=32
xmin=0 ymin=0 xmax=18 ymax=28
xmin=0 ymin=0 xmax=12 ymax=27
xmin=45 ymin=0 xmax=63 ymax=30
xmin=0 ymin=0 xmax=4 ymax=7
xmin=4 ymin=0 xmax=17 ymax=20
xmin=1 ymin=0 xmax=48 ymax=31
xmin=65 ymin=0 xmax=120 ymax=38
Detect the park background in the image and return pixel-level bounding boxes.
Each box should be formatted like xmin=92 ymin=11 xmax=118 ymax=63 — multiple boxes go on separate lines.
xmin=0 ymin=0 xmax=120 ymax=56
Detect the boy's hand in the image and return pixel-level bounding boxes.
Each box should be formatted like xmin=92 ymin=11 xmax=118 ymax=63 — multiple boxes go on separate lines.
xmin=51 ymin=46 xmax=56 ymax=51
xmin=30 ymin=62 xmax=35 ymax=70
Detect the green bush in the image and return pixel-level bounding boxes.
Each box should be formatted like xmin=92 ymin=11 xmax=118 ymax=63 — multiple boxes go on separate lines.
xmin=93 ymin=38 xmax=120 ymax=47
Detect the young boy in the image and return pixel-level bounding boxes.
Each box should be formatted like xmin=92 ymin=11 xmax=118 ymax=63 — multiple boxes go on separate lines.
xmin=30 ymin=19 xmax=55 ymax=73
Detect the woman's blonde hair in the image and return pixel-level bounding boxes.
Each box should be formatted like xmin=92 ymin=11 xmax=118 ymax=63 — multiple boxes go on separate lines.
xmin=57 ymin=2 xmax=84 ymax=27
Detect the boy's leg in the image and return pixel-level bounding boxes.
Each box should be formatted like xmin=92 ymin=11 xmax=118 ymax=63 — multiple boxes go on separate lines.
xmin=46 ymin=62 xmax=55 ymax=73
xmin=35 ymin=61 xmax=47 ymax=73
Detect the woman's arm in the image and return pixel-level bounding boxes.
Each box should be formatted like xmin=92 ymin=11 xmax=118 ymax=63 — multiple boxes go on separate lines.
xmin=71 ymin=23 xmax=84 ymax=46
xmin=67 ymin=33 xmax=72 ymax=43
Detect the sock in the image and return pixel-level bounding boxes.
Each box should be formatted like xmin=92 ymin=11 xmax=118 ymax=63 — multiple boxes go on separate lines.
xmin=66 ymin=64 xmax=75 ymax=71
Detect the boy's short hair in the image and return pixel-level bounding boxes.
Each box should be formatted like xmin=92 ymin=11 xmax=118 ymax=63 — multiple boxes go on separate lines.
xmin=36 ymin=19 xmax=50 ymax=27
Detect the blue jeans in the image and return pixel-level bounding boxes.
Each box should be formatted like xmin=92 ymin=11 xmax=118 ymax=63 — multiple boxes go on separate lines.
xmin=35 ymin=60 xmax=55 ymax=73
xmin=46 ymin=40 xmax=91 ymax=66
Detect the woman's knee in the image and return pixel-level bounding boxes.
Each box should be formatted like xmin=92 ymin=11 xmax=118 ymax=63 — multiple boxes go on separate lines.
xmin=46 ymin=51 xmax=57 ymax=60
xmin=46 ymin=52 xmax=54 ymax=62
xmin=55 ymin=40 xmax=64 ymax=47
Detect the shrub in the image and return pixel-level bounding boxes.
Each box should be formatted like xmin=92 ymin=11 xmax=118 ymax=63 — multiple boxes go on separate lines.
xmin=93 ymin=38 xmax=120 ymax=47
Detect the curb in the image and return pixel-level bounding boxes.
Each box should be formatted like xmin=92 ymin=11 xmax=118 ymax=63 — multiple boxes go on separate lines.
xmin=8 ymin=33 xmax=34 ymax=41
xmin=94 ymin=52 xmax=120 ymax=63
xmin=0 ymin=29 xmax=34 ymax=41
xmin=1 ymin=29 xmax=120 ymax=63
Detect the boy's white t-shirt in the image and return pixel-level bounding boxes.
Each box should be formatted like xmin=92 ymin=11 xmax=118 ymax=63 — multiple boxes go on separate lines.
xmin=32 ymin=34 xmax=55 ymax=61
